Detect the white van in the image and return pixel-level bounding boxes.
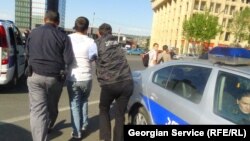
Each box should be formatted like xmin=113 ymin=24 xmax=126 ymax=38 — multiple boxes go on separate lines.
xmin=0 ymin=20 xmax=26 ymax=85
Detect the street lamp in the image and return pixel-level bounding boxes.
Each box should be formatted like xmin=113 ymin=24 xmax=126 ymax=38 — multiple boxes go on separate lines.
xmin=91 ymin=12 xmax=95 ymax=38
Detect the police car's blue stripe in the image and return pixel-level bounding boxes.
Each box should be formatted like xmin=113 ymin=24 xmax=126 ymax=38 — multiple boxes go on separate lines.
xmin=142 ymin=94 xmax=188 ymax=125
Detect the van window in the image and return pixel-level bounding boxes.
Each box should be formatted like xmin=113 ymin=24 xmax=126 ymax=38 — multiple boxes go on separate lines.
xmin=8 ymin=28 xmax=16 ymax=46
xmin=214 ymin=71 xmax=250 ymax=124
xmin=13 ymin=26 xmax=23 ymax=45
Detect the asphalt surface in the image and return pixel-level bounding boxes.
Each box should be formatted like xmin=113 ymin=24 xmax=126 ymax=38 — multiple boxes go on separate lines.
xmin=0 ymin=55 xmax=144 ymax=141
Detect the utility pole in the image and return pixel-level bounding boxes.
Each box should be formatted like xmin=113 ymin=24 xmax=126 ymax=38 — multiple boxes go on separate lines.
xmin=91 ymin=12 xmax=95 ymax=38
xmin=118 ymin=28 xmax=120 ymax=43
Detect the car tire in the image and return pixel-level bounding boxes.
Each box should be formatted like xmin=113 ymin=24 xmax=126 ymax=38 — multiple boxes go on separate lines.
xmin=129 ymin=106 xmax=151 ymax=125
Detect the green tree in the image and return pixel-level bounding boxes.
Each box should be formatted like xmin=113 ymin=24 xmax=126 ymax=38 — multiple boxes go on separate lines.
xmin=229 ymin=7 xmax=250 ymax=45
xmin=183 ymin=11 xmax=221 ymax=53
xmin=248 ymin=25 xmax=250 ymax=45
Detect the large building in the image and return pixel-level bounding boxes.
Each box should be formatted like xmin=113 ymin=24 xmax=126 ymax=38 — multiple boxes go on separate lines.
xmin=150 ymin=0 xmax=250 ymax=53
xmin=15 ymin=0 xmax=66 ymax=31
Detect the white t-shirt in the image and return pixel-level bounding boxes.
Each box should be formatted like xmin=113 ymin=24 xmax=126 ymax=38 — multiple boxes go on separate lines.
xmin=67 ymin=33 xmax=97 ymax=81
xmin=148 ymin=50 xmax=158 ymax=67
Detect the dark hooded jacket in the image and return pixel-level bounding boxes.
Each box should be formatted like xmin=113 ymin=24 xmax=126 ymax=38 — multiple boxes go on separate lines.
xmin=95 ymin=34 xmax=132 ymax=86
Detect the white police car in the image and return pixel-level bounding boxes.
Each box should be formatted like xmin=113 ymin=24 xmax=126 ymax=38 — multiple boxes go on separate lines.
xmin=0 ymin=20 xmax=26 ymax=85
xmin=127 ymin=47 xmax=250 ymax=125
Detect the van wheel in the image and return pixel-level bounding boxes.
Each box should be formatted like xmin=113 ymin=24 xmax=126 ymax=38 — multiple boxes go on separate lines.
xmin=129 ymin=106 xmax=151 ymax=125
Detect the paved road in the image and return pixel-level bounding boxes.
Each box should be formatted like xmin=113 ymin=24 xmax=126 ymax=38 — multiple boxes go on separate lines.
xmin=0 ymin=55 xmax=144 ymax=141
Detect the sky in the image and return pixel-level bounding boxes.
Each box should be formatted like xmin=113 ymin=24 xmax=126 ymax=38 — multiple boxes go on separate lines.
xmin=0 ymin=0 xmax=153 ymax=36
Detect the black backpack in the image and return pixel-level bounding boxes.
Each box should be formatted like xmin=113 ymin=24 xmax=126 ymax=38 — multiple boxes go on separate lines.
xmin=141 ymin=53 xmax=149 ymax=67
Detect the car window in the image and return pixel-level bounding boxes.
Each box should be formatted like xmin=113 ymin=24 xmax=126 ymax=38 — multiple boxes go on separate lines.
xmin=166 ymin=65 xmax=211 ymax=103
xmin=153 ymin=65 xmax=211 ymax=103
xmin=214 ymin=71 xmax=250 ymax=124
xmin=152 ymin=66 xmax=173 ymax=88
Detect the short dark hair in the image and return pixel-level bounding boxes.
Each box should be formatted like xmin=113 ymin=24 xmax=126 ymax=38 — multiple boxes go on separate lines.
xmin=237 ymin=92 xmax=250 ymax=100
xmin=45 ymin=10 xmax=60 ymax=23
xmin=153 ymin=43 xmax=159 ymax=47
xmin=73 ymin=16 xmax=89 ymax=32
xmin=98 ymin=23 xmax=112 ymax=36
xmin=163 ymin=45 xmax=168 ymax=50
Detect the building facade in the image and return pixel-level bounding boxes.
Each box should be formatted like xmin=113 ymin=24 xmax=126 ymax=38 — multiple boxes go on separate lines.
xmin=150 ymin=0 xmax=250 ymax=53
xmin=15 ymin=0 xmax=66 ymax=31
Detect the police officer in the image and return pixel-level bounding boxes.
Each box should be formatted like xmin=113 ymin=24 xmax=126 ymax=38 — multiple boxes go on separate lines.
xmin=26 ymin=10 xmax=75 ymax=141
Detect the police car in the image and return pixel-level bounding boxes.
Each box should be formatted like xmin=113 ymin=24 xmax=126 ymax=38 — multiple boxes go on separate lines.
xmin=127 ymin=47 xmax=250 ymax=125
xmin=0 ymin=20 xmax=26 ymax=85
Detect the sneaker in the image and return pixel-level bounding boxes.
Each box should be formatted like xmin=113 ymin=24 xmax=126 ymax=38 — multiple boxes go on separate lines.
xmin=48 ymin=128 xmax=52 ymax=134
xmin=71 ymin=132 xmax=81 ymax=139
xmin=81 ymin=126 xmax=87 ymax=131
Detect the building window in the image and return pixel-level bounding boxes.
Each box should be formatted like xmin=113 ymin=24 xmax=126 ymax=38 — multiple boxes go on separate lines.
xmin=215 ymin=3 xmax=221 ymax=13
xmin=219 ymin=31 xmax=224 ymax=40
xmin=224 ymin=5 xmax=229 ymax=14
xmin=194 ymin=0 xmax=199 ymax=10
xmin=210 ymin=2 xmax=214 ymax=12
xmin=227 ymin=19 xmax=233 ymax=28
xmin=230 ymin=6 xmax=236 ymax=15
xmin=200 ymin=1 xmax=206 ymax=11
xmin=222 ymin=18 xmax=226 ymax=27
xmin=225 ymin=32 xmax=231 ymax=41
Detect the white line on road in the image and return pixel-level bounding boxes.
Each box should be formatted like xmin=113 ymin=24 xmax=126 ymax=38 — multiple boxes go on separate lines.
xmin=0 ymin=100 xmax=99 ymax=125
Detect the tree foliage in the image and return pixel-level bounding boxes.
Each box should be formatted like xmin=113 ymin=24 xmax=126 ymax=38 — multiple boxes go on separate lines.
xmin=183 ymin=11 xmax=221 ymax=43
xmin=229 ymin=7 xmax=250 ymax=44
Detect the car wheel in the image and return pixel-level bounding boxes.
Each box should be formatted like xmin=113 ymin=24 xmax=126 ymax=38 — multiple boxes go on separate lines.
xmin=129 ymin=106 xmax=151 ymax=125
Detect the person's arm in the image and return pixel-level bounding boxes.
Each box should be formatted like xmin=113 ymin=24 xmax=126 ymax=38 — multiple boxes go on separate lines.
xmin=152 ymin=51 xmax=158 ymax=65
xmin=157 ymin=52 xmax=163 ymax=64
xmin=89 ymin=42 xmax=98 ymax=62
xmin=63 ymin=36 xmax=76 ymax=68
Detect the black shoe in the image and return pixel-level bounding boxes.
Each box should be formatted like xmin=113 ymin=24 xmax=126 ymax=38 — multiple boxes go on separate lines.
xmin=48 ymin=128 xmax=53 ymax=134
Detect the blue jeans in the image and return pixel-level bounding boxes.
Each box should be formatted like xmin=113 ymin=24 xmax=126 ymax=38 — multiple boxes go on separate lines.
xmin=67 ymin=80 xmax=92 ymax=135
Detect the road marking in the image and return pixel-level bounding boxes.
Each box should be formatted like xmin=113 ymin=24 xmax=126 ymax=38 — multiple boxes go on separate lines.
xmin=0 ymin=100 xmax=99 ymax=125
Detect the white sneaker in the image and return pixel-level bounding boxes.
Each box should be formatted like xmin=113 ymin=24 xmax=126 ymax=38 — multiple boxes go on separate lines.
xmin=71 ymin=132 xmax=81 ymax=139
xmin=82 ymin=126 xmax=87 ymax=131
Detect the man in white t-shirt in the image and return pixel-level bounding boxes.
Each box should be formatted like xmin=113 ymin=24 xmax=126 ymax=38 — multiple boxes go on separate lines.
xmin=67 ymin=16 xmax=97 ymax=139
xmin=148 ymin=42 xmax=159 ymax=67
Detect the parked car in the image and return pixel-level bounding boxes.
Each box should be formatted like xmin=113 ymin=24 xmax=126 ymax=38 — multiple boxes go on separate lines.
xmin=173 ymin=53 xmax=199 ymax=60
xmin=127 ymin=47 xmax=250 ymax=125
xmin=0 ymin=20 xmax=26 ymax=85
xmin=127 ymin=48 xmax=145 ymax=55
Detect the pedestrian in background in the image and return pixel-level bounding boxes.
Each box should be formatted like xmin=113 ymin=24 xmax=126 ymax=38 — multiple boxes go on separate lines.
xmin=67 ymin=16 xmax=97 ymax=139
xmin=148 ymin=42 xmax=159 ymax=67
xmin=95 ymin=23 xmax=134 ymax=141
xmin=25 ymin=10 xmax=75 ymax=141
xmin=157 ymin=45 xmax=171 ymax=63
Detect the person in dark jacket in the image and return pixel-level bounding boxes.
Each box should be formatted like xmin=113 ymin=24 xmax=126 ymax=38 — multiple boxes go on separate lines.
xmin=95 ymin=23 xmax=134 ymax=141
xmin=25 ymin=10 xmax=75 ymax=141
xmin=223 ymin=92 xmax=250 ymax=124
